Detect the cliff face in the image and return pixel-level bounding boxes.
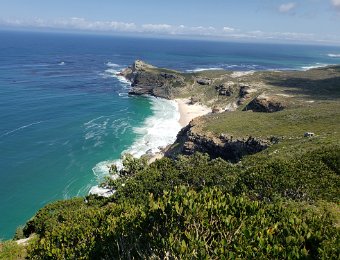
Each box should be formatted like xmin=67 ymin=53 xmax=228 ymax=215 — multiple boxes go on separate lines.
xmin=244 ymin=95 xmax=286 ymax=113
xmin=120 ymin=60 xmax=185 ymax=99
xmin=166 ymin=119 xmax=269 ymax=162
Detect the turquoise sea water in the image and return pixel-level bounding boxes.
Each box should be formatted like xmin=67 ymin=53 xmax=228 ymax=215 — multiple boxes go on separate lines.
xmin=1 ymin=31 xmax=340 ymax=239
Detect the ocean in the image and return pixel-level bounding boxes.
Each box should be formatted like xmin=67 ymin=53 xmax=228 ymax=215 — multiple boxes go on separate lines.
xmin=0 ymin=30 xmax=340 ymax=239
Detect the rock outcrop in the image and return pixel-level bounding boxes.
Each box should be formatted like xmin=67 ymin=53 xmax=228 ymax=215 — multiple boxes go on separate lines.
xmin=120 ymin=60 xmax=185 ymax=99
xmin=166 ymin=119 xmax=269 ymax=162
xmin=215 ymin=82 xmax=235 ymax=96
xmin=244 ymin=95 xmax=285 ymax=113
xmin=196 ymin=78 xmax=212 ymax=85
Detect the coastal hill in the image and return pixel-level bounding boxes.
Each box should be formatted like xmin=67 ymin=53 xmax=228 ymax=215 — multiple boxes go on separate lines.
xmin=123 ymin=60 xmax=340 ymax=161
xmin=1 ymin=61 xmax=339 ymax=259
xmin=122 ymin=60 xmax=340 ymax=112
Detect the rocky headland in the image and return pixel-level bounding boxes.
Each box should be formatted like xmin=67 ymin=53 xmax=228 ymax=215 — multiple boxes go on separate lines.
xmin=120 ymin=60 xmax=340 ymax=162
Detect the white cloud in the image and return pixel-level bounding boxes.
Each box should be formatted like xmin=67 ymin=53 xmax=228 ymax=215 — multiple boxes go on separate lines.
xmin=1 ymin=17 xmax=137 ymax=32
xmin=141 ymin=24 xmax=172 ymax=33
xmin=223 ymin=26 xmax=235 ymax=33
xmin=279 ymin=2 xmax=297 ymax=13
xmin=331 ymin=0 xmax=340 ymax=10
xmin=0 ymin=17 xmax=339 ymax=44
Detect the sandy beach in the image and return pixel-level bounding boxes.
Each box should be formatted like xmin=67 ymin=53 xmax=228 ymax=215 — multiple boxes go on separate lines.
xmin=147 ymin=98 xmax=210 ymax=164
xmin=175 ymin=98 xmax=211 ymax=127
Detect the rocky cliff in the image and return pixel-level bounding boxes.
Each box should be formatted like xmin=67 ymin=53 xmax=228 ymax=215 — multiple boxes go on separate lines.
xmin=166 ymin=118 xmax=269 ymax=162
xmin=120 ymin=61 xmax=340 ymax=162
xmin=120 ymin=60 xmax=185 ymax=99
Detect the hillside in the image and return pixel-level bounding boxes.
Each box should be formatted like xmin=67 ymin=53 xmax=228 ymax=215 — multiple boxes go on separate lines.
xmin=1 ymin=61 xmax=339 ymax=259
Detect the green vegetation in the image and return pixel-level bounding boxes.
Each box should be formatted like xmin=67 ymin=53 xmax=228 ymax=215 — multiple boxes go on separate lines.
xmin=203 ymin=102 xmax=340 ymax=140
xmin=0 ymin=241 xmax=26 ymax=260
xmin=5 ymin=65 xmax=340 ymax=258
xmin=20 ymin=146 xmax=339 ymax=259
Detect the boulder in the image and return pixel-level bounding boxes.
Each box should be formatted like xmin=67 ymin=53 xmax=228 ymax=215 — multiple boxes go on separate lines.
xmin=190 ymin=96 xmax=200 ymax=104
xmin=197 ymin=78 xmax=212 ymax=85
xmin=212 ymin=106 xmax=222 ymax=113
xmin=215 ymin=82 xmax=235 ymax=96
xmin=304 ymin=132 xmax=315 ymax=137
xmin=239 ymin=84 xmax=252 ymax=98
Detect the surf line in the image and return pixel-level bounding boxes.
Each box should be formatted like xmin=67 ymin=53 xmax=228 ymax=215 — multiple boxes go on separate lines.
xmin=0 ymin=121 xmax=44 ymax=138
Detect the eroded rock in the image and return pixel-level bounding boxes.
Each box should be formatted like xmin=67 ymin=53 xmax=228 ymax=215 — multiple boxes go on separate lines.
xmin=244 ymin=95 xmax=285 ymax=113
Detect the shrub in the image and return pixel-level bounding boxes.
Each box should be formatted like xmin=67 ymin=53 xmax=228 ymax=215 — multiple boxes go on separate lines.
xmin=235 ymin=146 xmax=340 ymax=202
xmin=26 ymin=186 xmax=339 ymax=259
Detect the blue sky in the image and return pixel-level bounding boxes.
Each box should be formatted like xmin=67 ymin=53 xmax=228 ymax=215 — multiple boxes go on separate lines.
xmin=0 ymin=0 xmax=340 ymax=45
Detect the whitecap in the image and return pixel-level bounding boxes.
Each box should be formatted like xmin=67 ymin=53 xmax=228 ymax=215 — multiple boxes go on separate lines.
xmin=89 ymin=97 xmax=181 ymax=195
xmin=301 ymin=63 xmax=330 ymax=71
xmin=0 ymin=121 xmax=44 ymax=138
xmin=58 ymin=61 xmax=65 ymax=66
xmin=186 ymin=67 xmax=224 ymax=72
xmin=100 ymin=62 xmax=131 ymax=86
xmin=327 ymin=53 xmax=340 ymax=58
xmin=89 ymin=186 xmax=116 ymax=198
xmin=124 ymin=97 xmax=181 ymax=157
xmin=106 ymin=62 xmax=120 ymax=67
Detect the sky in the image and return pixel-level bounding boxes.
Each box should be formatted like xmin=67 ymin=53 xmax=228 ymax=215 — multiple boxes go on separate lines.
xmin=0 ymin=0 xmax=340 ymax=45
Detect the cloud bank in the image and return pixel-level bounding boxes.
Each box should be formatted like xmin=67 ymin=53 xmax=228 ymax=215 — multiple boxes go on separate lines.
xmin=0 ymin=17 xmax=339 ymax=44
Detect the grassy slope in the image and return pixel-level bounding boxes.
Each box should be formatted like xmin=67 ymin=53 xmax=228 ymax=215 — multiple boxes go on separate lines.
xmin=148 ymin=65 xmax=340 ymax=109
xmin=172 ymin=66 xmax=340 ymax=160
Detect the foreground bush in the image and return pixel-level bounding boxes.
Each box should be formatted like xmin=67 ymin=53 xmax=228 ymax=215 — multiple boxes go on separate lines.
xmin=236 ymin=146 xmax=340 ymax=202
xmin=24 ymin=147 xmax=339 ymax=259
xmin=27 ymin=186 xmax=339 ymax=259
xmin=0 ymin=240 xmax=26 ymax=260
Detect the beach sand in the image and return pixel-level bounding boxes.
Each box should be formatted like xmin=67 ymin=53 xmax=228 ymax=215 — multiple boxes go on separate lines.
xmin=175 ymin=98 xmax=211 ymax=127
xmin=147 ymin=98 xmax=211 ymax=164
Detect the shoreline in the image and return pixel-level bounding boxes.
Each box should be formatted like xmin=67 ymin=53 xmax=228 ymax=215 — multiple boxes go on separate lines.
xmin=175 ymin=98 xmax=211 ymax=127
xmin=147 ymin=98 xmax=211 ymax=164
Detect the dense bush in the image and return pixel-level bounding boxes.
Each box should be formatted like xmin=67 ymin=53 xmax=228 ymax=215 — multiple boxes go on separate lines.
xmin=141 ymin=186 xmax=339 ymax=259
xmin=26 ymin=186 xmax=339 ymax=259
xmin=236 ymin=146 xmax=340 ymax=202
xmin=23 ymin=147 xmax=339 ymax=259
xmin=112 ymin=153 xmax=238 ymax=203
xmin=0 ymin=241 xmax=26 ymax=260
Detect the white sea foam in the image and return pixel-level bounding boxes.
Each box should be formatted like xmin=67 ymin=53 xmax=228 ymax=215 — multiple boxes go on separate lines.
xmin=125 ymin=97 xmax=181 ymax=157
xmin=58 ymin=61 xmax=65 ymax=66
xmin=301 ymin=63 xmax=330 ymax=71
xmin=186 ymin=67 xmax=224 ymax=72
xmin=89 ymin=185 xmax=116 ymax=198
xmin=106 ymin=62 xmax=120 ymax=67
xmin=186 ymin=64 xmax=263 ymax=73
xmin=90 ymin=97 xmax=181 ymax=192
xmin=0 ymin=121 xmax=44 ymax=138
xmin=327 ymin=53 xmax=340 ymax=58
xmin=100 ymin=62 xmax=131 ymax=86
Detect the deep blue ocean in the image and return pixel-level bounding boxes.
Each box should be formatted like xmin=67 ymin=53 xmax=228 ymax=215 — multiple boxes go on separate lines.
xmin=1 ymin=30 xmax=340 ymax=239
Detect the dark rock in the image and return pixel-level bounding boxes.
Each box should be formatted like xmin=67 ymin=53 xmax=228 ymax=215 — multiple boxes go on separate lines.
xmin=239 ymin=85 xmax=252 ymax=98
xmin=244 ymin=96 xmax=285 ymax=113
xmin=212 ymin=106 xmax=222 ymax=113
xmin=215 ymin=82 xmax=235 ymax=96
xmin=196 ymin=78 xmax=212 ymax=85
xmin=166 ymin=121 xmax=269 ymax=163
xmin=237 ymin=98 xmax=247 ymax=105
xmin=304 ymin=132 xmax=315 ymax=137
xmin=190 ymin=96 xmax=199 ymax=104
xmin=122 ymin=60 xmax=185 ymax=99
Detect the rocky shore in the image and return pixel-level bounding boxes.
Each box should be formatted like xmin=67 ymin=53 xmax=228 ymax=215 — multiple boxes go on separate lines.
xmin=119 ymin=60 xmax=340 ymax=163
